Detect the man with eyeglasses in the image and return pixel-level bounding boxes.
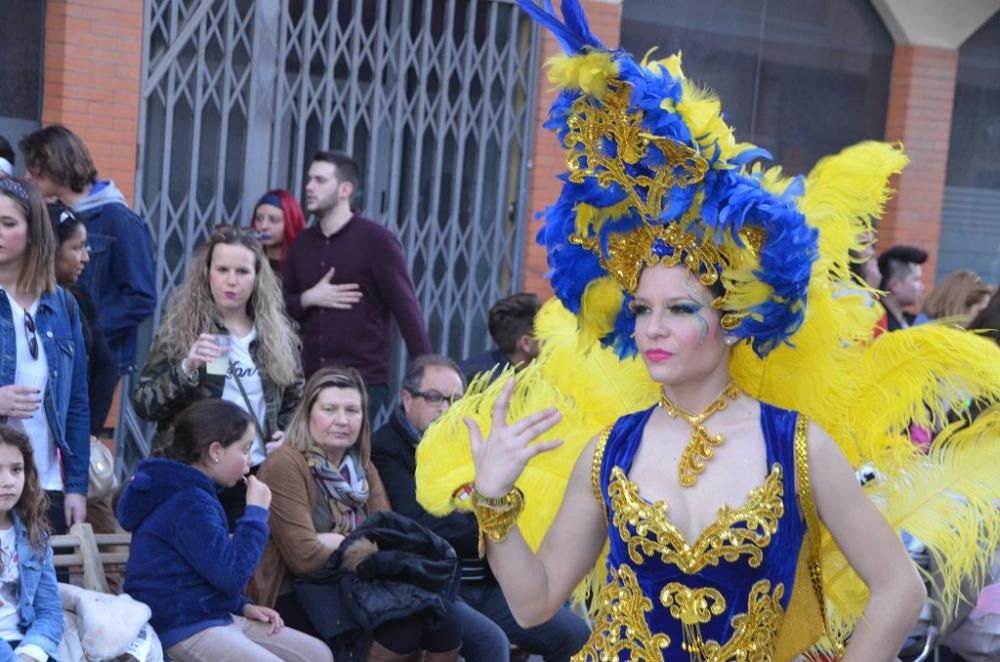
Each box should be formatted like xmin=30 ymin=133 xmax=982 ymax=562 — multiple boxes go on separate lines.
xmin=373 ymin=355 xmax=589 ymax=662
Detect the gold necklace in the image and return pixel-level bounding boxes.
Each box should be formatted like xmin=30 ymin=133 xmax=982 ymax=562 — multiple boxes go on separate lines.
xmin=659 ymin=382 xmax=741 ymax=487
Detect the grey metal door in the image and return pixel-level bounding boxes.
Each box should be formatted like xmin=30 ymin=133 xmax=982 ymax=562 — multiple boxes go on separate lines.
xmin=128 ymin=0 xmax=540 ymax=457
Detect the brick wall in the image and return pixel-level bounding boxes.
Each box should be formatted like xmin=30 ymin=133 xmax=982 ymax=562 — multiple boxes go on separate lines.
xmin=880 ymin=44 xmax=959 ymax=288
xmin=520 ymin=1 xmax=623 ymax=298
xmin=41 ymin=0 xmax=143 ymax=203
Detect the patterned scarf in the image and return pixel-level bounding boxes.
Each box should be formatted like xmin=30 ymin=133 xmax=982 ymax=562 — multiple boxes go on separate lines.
xmin=307 ymin=450 xmax=370 ymax=535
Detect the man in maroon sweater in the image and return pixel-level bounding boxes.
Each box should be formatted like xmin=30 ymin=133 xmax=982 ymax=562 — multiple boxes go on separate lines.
xmin=283 ymin=151 xmax=431 ymax=417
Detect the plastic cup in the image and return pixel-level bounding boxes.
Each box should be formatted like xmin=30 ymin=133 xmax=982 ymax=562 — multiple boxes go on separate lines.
xmin=206 ymin=335 xmax=232 ymax=375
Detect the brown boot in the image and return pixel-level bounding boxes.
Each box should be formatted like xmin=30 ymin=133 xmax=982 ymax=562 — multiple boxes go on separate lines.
xmin=366 ymin=641 xmax=414 ymax=662
xmin=422 ymin=648 xmax=460 ymax=662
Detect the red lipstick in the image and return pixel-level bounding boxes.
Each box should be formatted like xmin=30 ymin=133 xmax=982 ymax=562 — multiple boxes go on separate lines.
xmin=644 ymin=349 xmax=674 ymax=363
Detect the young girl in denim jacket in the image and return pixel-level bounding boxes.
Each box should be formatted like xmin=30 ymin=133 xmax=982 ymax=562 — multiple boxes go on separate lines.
xmin=0 ymin=424 xmax=63 ymax=661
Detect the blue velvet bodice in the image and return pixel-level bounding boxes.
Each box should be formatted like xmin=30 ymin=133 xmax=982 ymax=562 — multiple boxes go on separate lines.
xmin=575 ymin=403 xmax=808 ymax=661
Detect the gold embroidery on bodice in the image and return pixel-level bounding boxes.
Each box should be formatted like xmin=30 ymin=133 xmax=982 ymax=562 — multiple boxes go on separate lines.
xmin=573 ymin=564 xmax=672 ymax=661
xmin=575 ymin=571 xmax=785 ymax=661
xmin=660 ymin=583 xmax=726 ymax=625
xmin=607 ymin=464 xmax=784 ymax=573
xmin=692 ymin=580 xmax=785 ymax=661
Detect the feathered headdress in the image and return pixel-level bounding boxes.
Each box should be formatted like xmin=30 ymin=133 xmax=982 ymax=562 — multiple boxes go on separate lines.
xmin=523 ymin=0 xmax=819 ymax=357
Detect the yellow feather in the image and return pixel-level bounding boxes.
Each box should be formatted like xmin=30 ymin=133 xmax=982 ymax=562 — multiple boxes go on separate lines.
xmin=546 ymin=51 xmax=619 ymax=97
xmin=644 ymin=51 xmax=684 ymax=82
xmin=415 ymin=299 xmax=655 ymax=607
xmin=800 ymin=142 xmax=908 ymax=285
xmin=578 ymin=277 xmax=624 ymax=348
xmin=848 ymin=324 xmax=1000 ymax=469
xmin=819 ymin=410 xmax=1000 ymax=643
xmin=675 ymin=81 xmax=743 ymax=162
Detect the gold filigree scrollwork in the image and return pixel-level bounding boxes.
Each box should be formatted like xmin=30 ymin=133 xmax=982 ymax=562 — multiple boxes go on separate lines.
xmin=661 ymin=382 xmax=741 ymax=488
xmin=563 ymin=82 xmax=709 ymax=218
xmin=608 ymin=464 xmax=784 ymax=574
xmin=676 ymin=426 xmax=724 ymax=487
xmin=568 ymin=222 xmax=728 ymax=296
xmin=660 ymin=583 xmax=726 ymax=625
xmin=697 ymin=580 xmax=786 ymax=661
xmin=561 ymin=79 xmax=723 ymax=296
xmin=572 ymin=564 xmax=671 ymax=662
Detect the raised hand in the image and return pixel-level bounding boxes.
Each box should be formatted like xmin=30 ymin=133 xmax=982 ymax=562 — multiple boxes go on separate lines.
xmin=244 ymin=475 xmax=272 ymax=510
xmin=182 ymin=333 xmax=226 ymax=375
xmin=302 ymin=267 xmax=363 ymax=310
xmin=465 ymin=379 xmax=563 ymax=498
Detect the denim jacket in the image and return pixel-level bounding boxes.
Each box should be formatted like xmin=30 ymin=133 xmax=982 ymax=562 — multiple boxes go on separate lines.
xmin=0 ymin=287 xmax=91 ymax=495
xmin=0 ymin=512 xmax=64 ymax=661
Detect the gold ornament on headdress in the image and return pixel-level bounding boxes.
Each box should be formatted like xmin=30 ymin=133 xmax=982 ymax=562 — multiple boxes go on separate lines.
xmin=559 ymin=79 xmax=767 ymax=331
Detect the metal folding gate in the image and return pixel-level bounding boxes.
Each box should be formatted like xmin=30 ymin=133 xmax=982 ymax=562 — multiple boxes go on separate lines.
xmin=125 ymin=0 xmax=540 ymax=461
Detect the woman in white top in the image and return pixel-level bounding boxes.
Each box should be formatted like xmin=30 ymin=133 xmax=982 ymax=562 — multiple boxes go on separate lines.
xmin=133 ymin=225 xmax=303 ymax=528
xmin=0 ymin=177 xmax=90 ymax=534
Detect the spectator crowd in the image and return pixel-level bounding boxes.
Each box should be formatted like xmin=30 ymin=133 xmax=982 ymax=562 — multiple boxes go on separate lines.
xmin=0 ymin=125 xmax=996 ymax=661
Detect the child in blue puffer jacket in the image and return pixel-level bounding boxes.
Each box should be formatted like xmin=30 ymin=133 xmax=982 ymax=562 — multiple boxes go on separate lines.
xmin=117 ymin=399 xmax=330 ymax=661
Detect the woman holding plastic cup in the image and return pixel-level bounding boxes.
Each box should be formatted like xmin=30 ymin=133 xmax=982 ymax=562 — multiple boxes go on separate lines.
xmin=133 ymin=226 xmax=304 ymax=527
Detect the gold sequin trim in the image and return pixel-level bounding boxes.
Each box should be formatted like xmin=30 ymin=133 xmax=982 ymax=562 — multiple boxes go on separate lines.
xmin=793 ymin=415 xmax=827 ymax=623
xmin=591 ymin=425 xmax=613 ymax=518
xmin=608 ymin=464 xmax=784 ymax=574
xmin=572 ymin=564 xmax=671 ymax=662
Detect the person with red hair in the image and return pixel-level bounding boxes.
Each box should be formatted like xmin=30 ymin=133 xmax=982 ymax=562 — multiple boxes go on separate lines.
xmin=249 ymin=189 xmax=306 ymax=272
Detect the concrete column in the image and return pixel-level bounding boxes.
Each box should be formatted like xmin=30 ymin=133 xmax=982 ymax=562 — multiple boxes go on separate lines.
xmin=871 ymin=0 xmax=1000 ymax=281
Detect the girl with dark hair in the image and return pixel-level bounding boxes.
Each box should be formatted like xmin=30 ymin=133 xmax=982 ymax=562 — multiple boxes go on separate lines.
xmin=46 ymin=202 xmax=116 ymax=437
xmin=0 ymin=178 xmax=90 ymax=535
xmin=249 ymin=190 xmax=306 ymax=272
xmin=0 ymin=424 xmax=63 ymax=660
xmin=250 ymin=367 xmax=463 ymax=661
xmin=47 ymin=201 xmax=122 ymax=538
xmin=117 ymin=398 xmax=331 ymax=662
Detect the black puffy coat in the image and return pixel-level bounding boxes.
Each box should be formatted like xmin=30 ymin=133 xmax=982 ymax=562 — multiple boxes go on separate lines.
xmin=293 ymin=511 xmax=460 ymax=660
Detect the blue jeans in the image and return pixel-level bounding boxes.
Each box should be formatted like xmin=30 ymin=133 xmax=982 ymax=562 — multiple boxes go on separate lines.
xmin=460 ymin=581 xmax=589 ymax=662
xmin=454 ymin=598 xmax=509 ymax=662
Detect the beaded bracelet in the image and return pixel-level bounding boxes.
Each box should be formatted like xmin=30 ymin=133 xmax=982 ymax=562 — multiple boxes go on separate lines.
xmin=471 ymin=486 xmax=524 ymax=557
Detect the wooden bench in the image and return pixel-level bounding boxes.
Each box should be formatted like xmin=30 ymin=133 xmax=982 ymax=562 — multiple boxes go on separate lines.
xmin=50 ymin=522 xmax=131 ymax=594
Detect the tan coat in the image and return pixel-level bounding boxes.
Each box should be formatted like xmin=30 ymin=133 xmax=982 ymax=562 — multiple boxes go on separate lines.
xmin=248 ymin=443 xmax=391 ymax=607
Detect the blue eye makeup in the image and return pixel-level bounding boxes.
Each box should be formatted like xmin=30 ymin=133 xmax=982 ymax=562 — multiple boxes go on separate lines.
xmin=667 ymin=303 xmax=701 ymax=315
xmin=627 ymin=301 xmax=650 ymax=316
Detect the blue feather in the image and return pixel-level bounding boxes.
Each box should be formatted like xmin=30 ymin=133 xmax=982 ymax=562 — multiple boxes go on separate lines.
xmin=516 ymin=0 xmax=603 ymax=54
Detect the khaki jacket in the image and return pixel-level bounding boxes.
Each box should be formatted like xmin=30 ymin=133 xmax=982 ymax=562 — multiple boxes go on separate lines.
xmin=132 ymin=331 xmax=303 ymax=456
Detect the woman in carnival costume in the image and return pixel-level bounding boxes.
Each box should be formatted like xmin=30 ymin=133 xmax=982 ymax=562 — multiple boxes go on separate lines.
xmin=414 ymin=1 xmax=1000 ymax=660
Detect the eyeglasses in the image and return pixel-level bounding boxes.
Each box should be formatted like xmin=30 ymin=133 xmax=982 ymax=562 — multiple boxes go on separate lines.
xmin=410 ymin=390 xmax=462 ymax=406
xmin=24 ymin=310 xmax=38 ymax=360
